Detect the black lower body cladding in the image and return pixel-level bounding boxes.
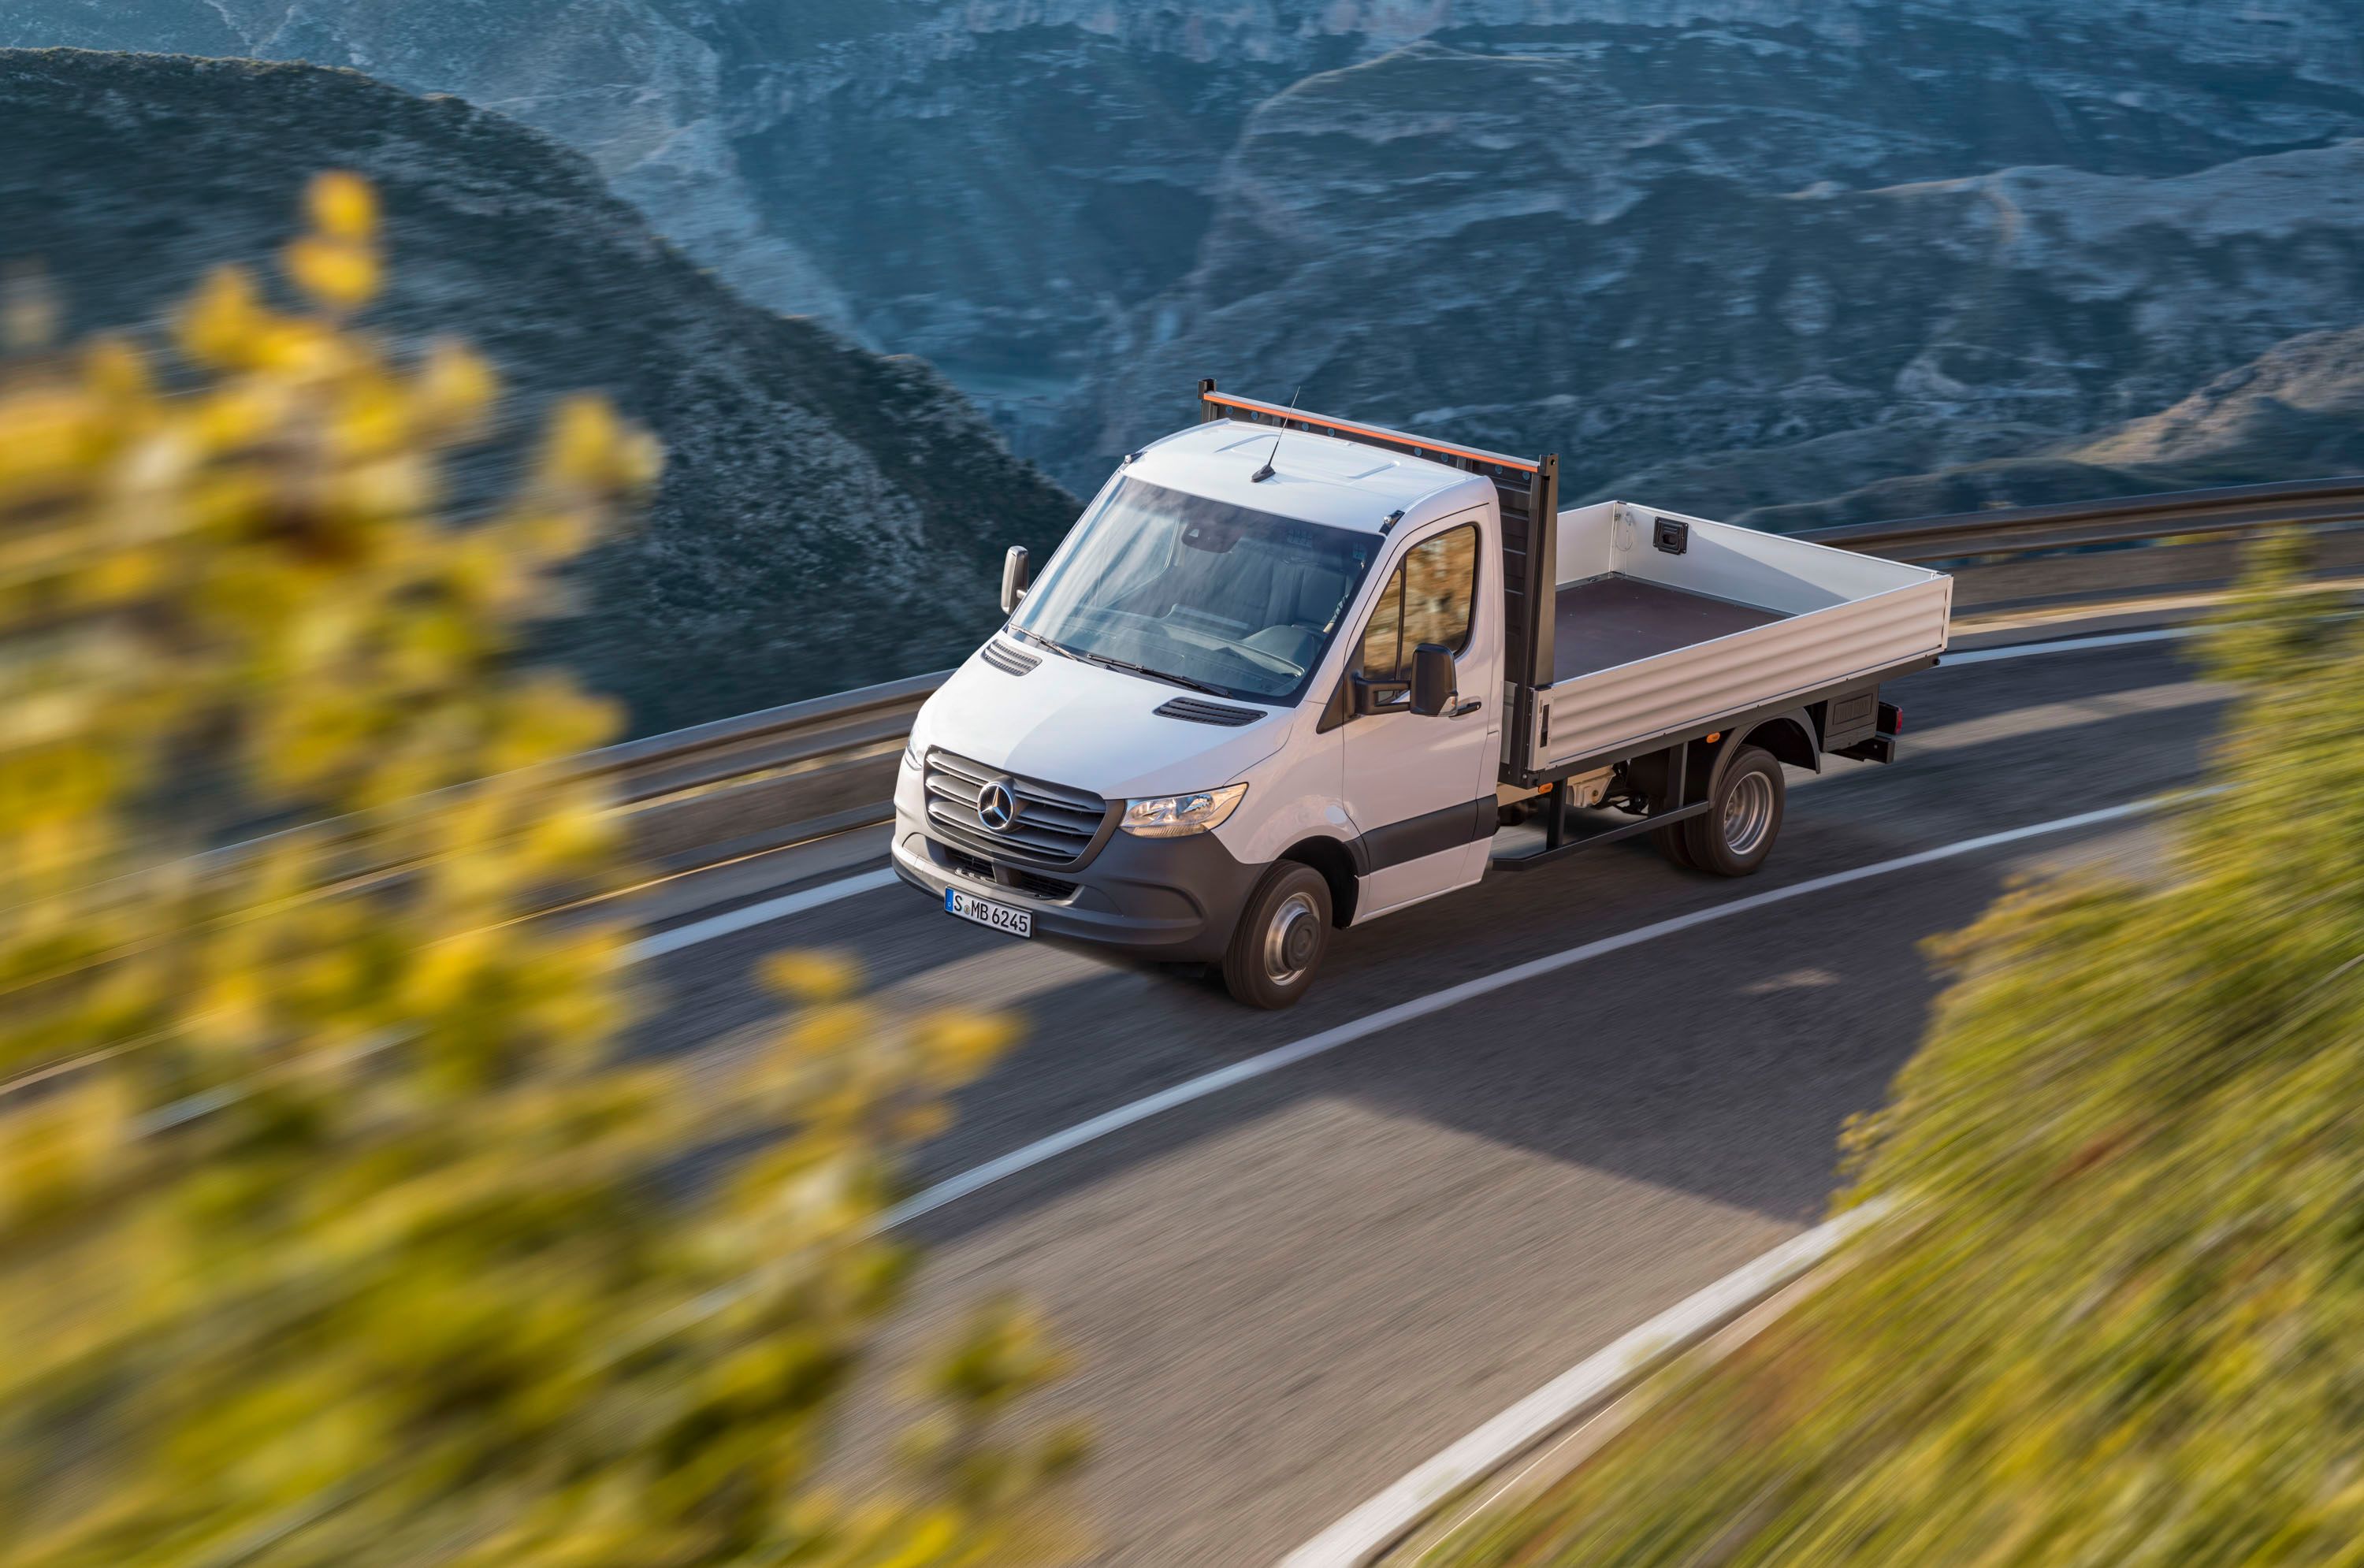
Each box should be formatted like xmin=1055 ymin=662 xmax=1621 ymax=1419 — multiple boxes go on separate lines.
xmin=892 ymin=816 xmax=1267 ymax=964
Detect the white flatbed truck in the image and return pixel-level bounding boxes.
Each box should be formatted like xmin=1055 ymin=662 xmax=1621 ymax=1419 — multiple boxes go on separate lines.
xmin=892 ymin=383 xmax=1951 ymax=1006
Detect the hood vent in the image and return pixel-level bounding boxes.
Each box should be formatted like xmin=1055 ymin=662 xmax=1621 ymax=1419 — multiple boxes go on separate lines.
xmin=1154 ymin=697 xmax=1263 ymax=727
xmin=979 ymin=640 xmax=1039 ymax=677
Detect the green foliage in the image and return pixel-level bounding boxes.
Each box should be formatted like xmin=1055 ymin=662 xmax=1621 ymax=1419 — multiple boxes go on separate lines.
xmin=0 ymin=177 xmax=1074 ymax=1566
xmin=1433 ymin=538 xmax=2364 ymax=1566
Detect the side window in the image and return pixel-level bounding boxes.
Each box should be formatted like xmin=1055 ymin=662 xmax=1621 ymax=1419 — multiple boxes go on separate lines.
xmin=1403 ymin=525 xmax=1478 ymax=656
xmin=1358 ymin=523 xmax=1478 ymax=680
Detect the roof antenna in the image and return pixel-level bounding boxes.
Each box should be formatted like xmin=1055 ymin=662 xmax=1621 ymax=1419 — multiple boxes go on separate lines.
xmin=1251 ymin=385 xmax=1301 ymax=483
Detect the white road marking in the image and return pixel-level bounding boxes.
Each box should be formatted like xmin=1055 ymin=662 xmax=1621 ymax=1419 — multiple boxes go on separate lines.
xmin=1279 ymin=1200 xmax=1893 ymax=1568
xmin=628 ymin=868 xmax=900 ymax=960
xmin=879 ymin=794 xmax=2179 ymax=1231
xmin=1942 ymin=626 xmax=2196 ymax=665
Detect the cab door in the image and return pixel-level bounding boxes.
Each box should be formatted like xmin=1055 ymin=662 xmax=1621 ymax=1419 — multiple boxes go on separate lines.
xmin=1339 ymin=513 xmax=1500 ymax=920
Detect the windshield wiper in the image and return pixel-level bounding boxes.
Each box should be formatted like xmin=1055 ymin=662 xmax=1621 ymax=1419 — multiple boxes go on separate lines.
xmin=1020 ymin=630 xmax=1093 ymax=667
xmin=1074 ymin=649 xmax=1237 ymax=700
xmin=1019 ymin=629 xmax=1247 ymax=700
xmin=1132 ymin=665 xmax=1238 ymax=698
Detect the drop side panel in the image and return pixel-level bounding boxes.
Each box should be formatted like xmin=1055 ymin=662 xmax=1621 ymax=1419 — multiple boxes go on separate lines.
xmin=1533 ymin=576 xmax=1951 ymax=771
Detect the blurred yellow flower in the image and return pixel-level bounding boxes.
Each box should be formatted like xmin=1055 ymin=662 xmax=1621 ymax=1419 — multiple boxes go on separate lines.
xmin=766 ymin=949 xmax=864 ymax=1004
xmin=82 ymin=334 xmax=151 ymax=403
xmin=306 ymin=169 xmax=379 ymax=243
xmin=415 ymin=337 xmax=498 ymax=433
xmin=920 ymin=1010 xmax=1020 ymax=1076
xmin=176 ymin=262 xmax=266 ymax=367
xmin=284 ymin=234 xmax=380 ymax=313
xmin=0 ymin=169 xmax=1069 ymax=1568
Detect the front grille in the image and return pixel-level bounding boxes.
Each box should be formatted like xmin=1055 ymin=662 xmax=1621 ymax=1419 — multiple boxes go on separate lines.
xmin=939 ymin=842 xmax=995 ymax=883
xmin=931 ymin=830 xmax=1078 ymax=902
xmin=924 ymin=748 xmax=1109 ymax=868
xmin=1010 ymin=869 xmax=1079 ymax=901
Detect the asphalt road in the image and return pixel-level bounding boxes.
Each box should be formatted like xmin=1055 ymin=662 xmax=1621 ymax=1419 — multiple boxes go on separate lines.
xmin=628 ymin=634 xmax=2227 ymax=1566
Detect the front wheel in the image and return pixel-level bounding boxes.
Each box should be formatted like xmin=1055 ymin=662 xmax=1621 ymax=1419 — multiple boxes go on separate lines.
xmin=1678 ymin=745 xmax=1785 ymax=877
xmin=1221 ymin=861 xmax=1333 ymax=1009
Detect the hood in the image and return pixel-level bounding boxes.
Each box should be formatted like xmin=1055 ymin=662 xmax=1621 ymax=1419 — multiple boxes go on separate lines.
xmin=916 ymin=640 xmax=1298 ymax=801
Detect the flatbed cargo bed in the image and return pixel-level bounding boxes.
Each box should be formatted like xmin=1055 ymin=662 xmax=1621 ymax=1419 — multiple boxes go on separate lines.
xmin=1527 ymin=500 xmax=1951 ymax=775
xmin=1552 ymin=575 xmax=1786 ymax=682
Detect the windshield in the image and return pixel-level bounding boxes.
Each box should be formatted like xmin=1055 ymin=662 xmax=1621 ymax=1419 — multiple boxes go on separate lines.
xmin=1010 ymin=476 xmax=1379 ymax=704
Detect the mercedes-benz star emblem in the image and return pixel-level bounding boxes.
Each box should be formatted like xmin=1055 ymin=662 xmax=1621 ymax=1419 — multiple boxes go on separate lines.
xmin=977 ymin=781 xmax=1019 ymax=833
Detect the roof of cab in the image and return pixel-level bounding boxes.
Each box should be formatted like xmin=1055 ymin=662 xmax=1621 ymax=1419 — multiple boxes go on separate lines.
xmin=1120 ymin=419 xmax=1496 ymax=534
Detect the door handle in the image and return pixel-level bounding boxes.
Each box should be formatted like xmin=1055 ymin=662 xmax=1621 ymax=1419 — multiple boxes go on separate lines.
xmin=1447 ymin=699 xmax=1484 ymax=719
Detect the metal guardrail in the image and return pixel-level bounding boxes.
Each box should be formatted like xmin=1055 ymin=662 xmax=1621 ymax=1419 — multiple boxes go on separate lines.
xmin=600 ymin=474 xmax=2364 ymax=871
xmin=590 ymin=671 xmax=939 ymax=868
xmin=1797 ymin=474 xmax=2364 ymax=562
xmin=173 ymin=473 xmax=2349 ymax=904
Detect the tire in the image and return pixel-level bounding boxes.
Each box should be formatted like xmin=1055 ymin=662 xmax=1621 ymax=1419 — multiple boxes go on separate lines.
xmin=1650 ymin=822 xmax=1696 ymax=870
xmin=1678 ymin=745 xmax=1785 ymax=877
xmin=1221 ymin=861 xmax=1333 ymax=1009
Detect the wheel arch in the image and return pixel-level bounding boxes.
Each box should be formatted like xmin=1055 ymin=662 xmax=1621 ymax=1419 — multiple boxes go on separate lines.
xmin=1278 ymin=835 xmax=1360 ymax=927
xmin=1739 ymin=708 xmax=1820 ymax=775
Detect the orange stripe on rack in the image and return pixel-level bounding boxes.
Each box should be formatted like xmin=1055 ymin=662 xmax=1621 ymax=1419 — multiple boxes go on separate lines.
xmin=1201 ymin=392 xmax=1542 ymax=474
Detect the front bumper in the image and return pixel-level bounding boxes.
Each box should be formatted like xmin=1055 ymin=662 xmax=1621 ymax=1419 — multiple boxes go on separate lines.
xmin=890 ymin=804 xmax=1264 ymax=964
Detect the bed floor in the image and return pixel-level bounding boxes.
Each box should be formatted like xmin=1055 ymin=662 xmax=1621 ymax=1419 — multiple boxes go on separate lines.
xmin=1551 ymin=574 xmax=1786 ymax=683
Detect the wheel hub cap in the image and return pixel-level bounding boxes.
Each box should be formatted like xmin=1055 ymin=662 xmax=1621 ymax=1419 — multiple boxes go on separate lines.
xmin=1264 ymin=893 xmax=1320 ymax=984
xmin=1722 ymin=770 xmax=1774 ymax=856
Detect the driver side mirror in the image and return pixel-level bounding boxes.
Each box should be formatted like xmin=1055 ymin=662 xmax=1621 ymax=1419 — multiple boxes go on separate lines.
xmin=1349 ymin=642 xmax=1457 ymax=718
xmin=1408 ymin=642 xmax=1456 ymax=717
xmin=1000 ymin=545 xmax=1031 ymax=615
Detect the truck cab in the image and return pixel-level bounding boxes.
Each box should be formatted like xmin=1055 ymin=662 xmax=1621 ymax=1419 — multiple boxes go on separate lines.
xmin=893 ymin=385 xmax=1946 ymax=1006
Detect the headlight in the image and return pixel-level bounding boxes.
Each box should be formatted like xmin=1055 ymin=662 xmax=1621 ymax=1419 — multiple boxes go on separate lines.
xmin=1120 ymin=783 xmax=1247 ymax=838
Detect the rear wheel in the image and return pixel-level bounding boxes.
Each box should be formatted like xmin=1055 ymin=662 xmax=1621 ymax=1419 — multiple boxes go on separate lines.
xmin=1650 ymin=821 xmax=1696 ymax=870
xmin=1222 ymin=861 xmax=1333 ymax=1009
xmin=1678 ymin=745 xmax=1785 ymax=877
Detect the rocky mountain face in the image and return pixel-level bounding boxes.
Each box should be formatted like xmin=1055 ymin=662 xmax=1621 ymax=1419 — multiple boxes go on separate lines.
xmin=2076 ymin=327 xmax=2364 ymax=483
xmin=1076 ymin=9 xmax=2364 ymax=508
xmin=0 ymin=48 xmax=1077 ymax=734
xmin=1132 ymin=66 xmax=2364 ymax=507
xmin=1736 ymin=324 xmax=2364 ymax=531
xmin=0 ymin=2 xmax=855 ymax=329
xmin=17 ymin=3 xmax=2364 ymax=521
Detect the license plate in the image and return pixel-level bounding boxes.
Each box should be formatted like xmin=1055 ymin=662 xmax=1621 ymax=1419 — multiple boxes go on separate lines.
xmin=945 ymin=886 xmax=1032 ymax=938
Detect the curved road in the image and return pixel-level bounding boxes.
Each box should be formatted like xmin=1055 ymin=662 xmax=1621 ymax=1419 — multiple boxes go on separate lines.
xmin=628 ymin=631 xmax=2225 ymax=1566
